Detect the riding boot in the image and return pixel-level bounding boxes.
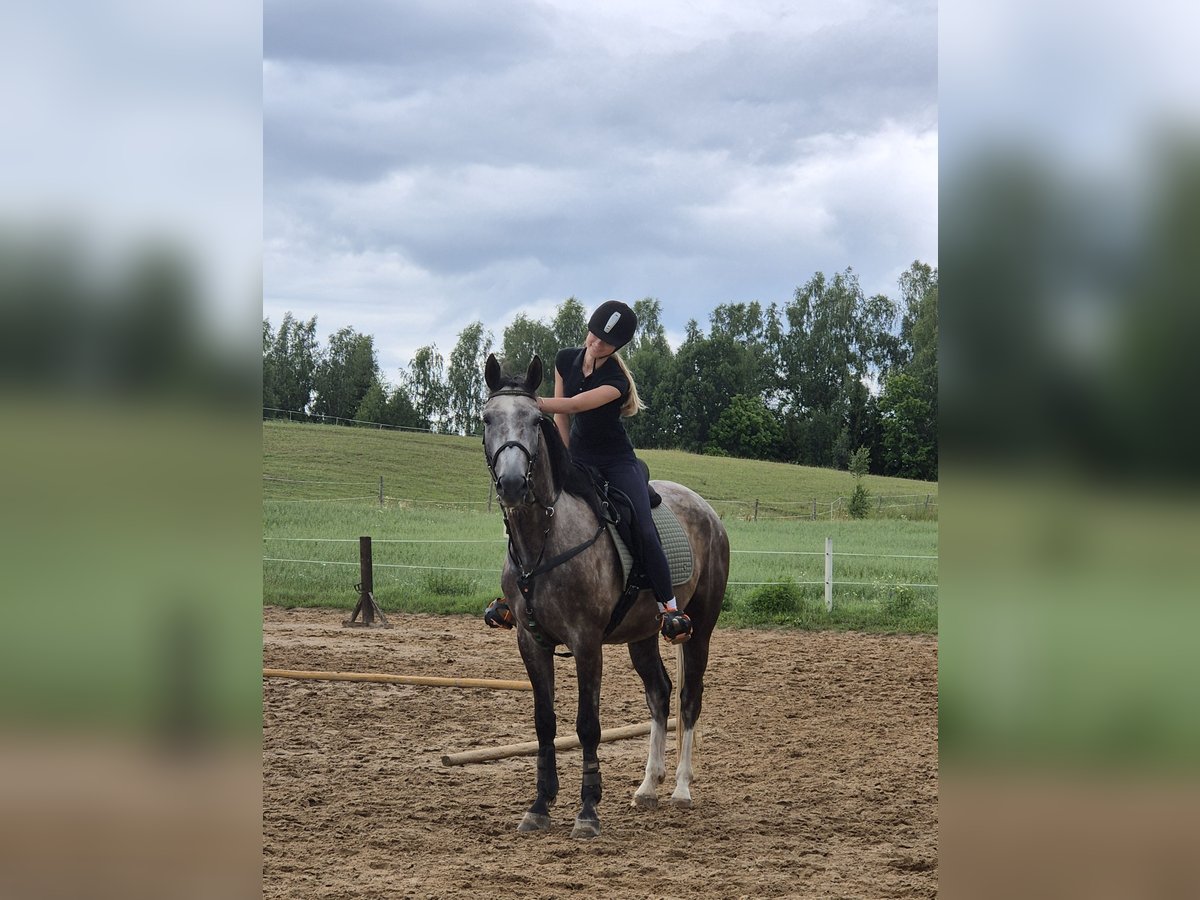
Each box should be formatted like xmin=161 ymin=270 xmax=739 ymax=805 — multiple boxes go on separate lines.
xmin=658 ymin=600 xmax=692 ymax=644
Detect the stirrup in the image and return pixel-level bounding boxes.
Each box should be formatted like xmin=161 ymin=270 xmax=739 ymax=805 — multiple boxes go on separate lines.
xmin=659 ymin=610 xmax=692 ymax=644
xmin=484 ymin=598 xmax=515 ymax=629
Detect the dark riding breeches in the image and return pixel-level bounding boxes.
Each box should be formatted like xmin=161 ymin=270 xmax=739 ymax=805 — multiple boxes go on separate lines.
xmin=573 ymin=450 xmax=673 ymax=604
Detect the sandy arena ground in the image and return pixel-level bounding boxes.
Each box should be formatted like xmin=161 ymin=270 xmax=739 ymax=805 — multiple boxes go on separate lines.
xmin=263 ymin=607 xmax=937 ymax=898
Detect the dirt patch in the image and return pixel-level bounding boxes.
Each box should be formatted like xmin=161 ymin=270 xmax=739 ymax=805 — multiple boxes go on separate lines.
xmin=264 ymin=607 xmax=937 ymax=898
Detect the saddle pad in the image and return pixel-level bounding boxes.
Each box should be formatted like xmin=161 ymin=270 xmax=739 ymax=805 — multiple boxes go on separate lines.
xmin=608 ymin=501 xmax=694 ymax=588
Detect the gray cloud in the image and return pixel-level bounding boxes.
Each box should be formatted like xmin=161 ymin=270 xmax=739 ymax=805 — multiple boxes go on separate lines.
xmin=264 ymin=1 xmax=937 ymax=375
xmin=264 ymin=0 xmax=554 ymax=68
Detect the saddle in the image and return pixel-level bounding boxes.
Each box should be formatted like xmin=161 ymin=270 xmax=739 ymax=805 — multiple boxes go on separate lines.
xmin=574 ymin=459 xmax=693 ymax=638
xmin=574 ymin=458 xmax=658 ymax=567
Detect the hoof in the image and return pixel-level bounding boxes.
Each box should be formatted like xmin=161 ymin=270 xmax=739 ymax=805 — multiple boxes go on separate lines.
xmin=632 ymin=793 xmax=658 ymax=810
xmin=669 ymin=795 xmax=693 ymax=809
xmin=570 ymin=817 xmax=601 ymax=839
xmin=518 ymin=812 xmax=552 ymax=832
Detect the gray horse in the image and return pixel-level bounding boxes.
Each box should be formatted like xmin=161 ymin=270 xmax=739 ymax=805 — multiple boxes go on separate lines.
xmin=482 ymin=353 xmax=730 ymax=838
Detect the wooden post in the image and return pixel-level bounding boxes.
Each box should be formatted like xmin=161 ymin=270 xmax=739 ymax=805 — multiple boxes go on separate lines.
xmin=925 ymin=494 xmax=931 ymax=514
xmin=379 ymin=476 xmax=384 ymax=507
xmin=488 ymin=480 xmax=493 ymax=513
xmin=811 ymin=498 xmax=816 ymax=520
xmin=753 ymin=499 xmax=759 ymax=522
xmin=344 ymin=536 xmax=390 ymax=628
xmin=824 ymin=536 xmax=833 ymax=612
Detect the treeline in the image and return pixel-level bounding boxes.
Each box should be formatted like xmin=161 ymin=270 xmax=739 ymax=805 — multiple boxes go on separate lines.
xmin=262 ymin=261 xmax=937 ymax=479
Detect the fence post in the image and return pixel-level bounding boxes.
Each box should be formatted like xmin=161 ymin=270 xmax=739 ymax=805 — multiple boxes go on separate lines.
xmin=824 ymin=537 xmax=833 ymax=612
xmin=379 ymin=476 xmax=384 ymax=507
xmin=344 ymin=536 xmax=390 ymax=628
xmin=925 ymin=494 xmax=931 ymax=514
xmin=488 ymin=481 xmax=493 ymax=513
xmin=753 ymin=499 xmax=758 ymax=522
xmin=811 ymin=498 xmax=816 ymax=521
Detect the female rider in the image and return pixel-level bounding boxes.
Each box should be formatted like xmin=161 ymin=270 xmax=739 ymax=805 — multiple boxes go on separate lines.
xmin=536 ymin=300 xmax=691 ymax=644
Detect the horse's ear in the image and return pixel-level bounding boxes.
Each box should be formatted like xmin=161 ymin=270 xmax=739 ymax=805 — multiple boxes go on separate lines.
xmin=525 ymin=355 xmax=543 ymax=393
xmin=484 ymin=353 xmax=502 ymax=392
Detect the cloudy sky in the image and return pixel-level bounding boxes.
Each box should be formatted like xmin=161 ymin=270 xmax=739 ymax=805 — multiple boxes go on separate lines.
xmin=264 ymin=0 xmax=937 ymax=379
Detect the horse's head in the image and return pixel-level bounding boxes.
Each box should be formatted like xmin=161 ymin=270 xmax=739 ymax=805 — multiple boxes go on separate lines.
xmin=482 ymin=353 xmax=545 ymax=508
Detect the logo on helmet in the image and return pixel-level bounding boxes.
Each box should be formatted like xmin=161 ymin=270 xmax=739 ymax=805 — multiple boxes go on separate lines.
xmin=604 ymin=312 xmax=621 ymax=333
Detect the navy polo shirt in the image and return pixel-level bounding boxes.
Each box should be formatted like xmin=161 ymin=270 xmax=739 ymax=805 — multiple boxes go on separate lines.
xmin=554 ymin=347 xmax=633 ymax=456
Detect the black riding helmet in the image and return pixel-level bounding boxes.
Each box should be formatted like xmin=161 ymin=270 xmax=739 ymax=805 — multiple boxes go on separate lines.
xmin=587 ymin=300 xmax=638 ymax=350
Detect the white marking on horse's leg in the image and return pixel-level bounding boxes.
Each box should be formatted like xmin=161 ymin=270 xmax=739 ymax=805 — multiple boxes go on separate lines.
xmin=670 ymin=725 xmax=695 ymax=807
xmin=632 ymin=718 xmax=667 ymax=807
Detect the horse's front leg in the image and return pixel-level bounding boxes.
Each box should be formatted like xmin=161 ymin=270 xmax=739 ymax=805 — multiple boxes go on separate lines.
xmin=516 ymin=628 xmax=558 ymax=832
xmin=570 ymin=643 xmax=603 ymax=839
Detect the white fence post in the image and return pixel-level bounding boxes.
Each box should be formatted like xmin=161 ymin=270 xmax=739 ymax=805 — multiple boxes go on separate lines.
xmin=824 ymin=536 xmax=833 ymax=612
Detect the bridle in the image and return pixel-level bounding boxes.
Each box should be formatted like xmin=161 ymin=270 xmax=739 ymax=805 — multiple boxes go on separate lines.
xmin=482 ymin=389 xmax=555 ymax=510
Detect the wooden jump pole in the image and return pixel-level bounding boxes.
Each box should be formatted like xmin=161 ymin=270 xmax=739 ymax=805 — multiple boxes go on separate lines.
xmin=263 ymin=668 xmax=532 ymax=691
xmin=442 ymin=718 xmax=678 ymax=767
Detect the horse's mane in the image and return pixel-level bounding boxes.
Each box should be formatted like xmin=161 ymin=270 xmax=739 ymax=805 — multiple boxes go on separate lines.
xmin=538 ymin=416 xmax=596 ymax=503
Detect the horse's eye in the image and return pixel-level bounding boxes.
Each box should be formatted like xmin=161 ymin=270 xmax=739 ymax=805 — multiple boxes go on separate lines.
xmin=482 ymin=413 xmax=493 ymax=426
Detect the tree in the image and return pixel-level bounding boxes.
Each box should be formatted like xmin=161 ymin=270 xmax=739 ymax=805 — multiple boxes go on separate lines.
xmin=262 ymin=318 xmax=279 ymax=409
xmin=778 ymin=269 xmax=897 ymax=467
xmin=313 ymin=330 xmax=370 ymax=420
xmin=898 ymin=260 xmax=938 ymax=373
xmin=500 ymin=314 xmax=556 ymax=396
xmin=877 ymin=372 xmax=935 ymax=480
xmin=847 ymin=446 xmax=871 ymax=518
xmin=836 ymin=376 xmax=878 ymax=471
xmin=623 ymin=298 xmax=677 ymax=449
xmin=312 ymin=326 xmax=378 ymax=420
xmin=406 ymin=344 xmax=448 ymax=432
xmin=880 ymin=261 xmax=939 ymax=478
xmin=706 ymin=395 xmax=783 ymax=460
xmin=660 ymin=327 xmax=763 ymax=454
xmin=354 ymin=378 xmax=388 ymax=424
xmin=383 ymin=381 xmax=423 ymax=428
xmin=354 ymin=377 xmax=424 ymax=429
xmin=551 ymin=297 xmax=588 ymax=350
xmin=445 ymin=321 xmax=493 ymax=435
xmin=263 ymin=312 xmax=318 ymax=413
xmin=625 ymin=297 xmax=671 ymax=356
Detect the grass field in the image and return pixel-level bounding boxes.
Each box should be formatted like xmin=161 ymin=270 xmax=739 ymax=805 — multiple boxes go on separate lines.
xmin=263 ymin=420 xmax=938 ymax=633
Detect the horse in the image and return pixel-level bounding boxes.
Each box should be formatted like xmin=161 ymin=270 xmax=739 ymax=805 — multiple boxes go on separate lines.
xmin=482 ymin=353 xmax=730 ymax=839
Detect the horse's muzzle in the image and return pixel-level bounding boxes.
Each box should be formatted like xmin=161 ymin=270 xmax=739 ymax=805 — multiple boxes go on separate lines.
xmin=495 ymin=472 xmax=530 ymax=507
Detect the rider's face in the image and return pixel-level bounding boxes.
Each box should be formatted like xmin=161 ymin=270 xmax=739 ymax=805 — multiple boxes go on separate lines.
xmin=585 ymin=331 xmax=617 ymax=358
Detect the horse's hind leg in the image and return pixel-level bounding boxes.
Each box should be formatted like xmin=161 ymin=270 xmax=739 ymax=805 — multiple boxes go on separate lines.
xmin=627 ymin=635 xmax=670 ymax=809
xmin=671 ymin=631 xmax=711 ymax=808
xmin=516 ymin=630 xmax=558 ymax=833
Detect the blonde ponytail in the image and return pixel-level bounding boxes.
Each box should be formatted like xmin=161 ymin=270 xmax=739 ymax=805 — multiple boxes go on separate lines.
xmin=612 ymin=352 xmax=644 ymax=417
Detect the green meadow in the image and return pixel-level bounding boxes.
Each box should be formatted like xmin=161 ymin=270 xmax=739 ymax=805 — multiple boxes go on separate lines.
xmin=264 ymin=420 xmax=938 ymax=633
